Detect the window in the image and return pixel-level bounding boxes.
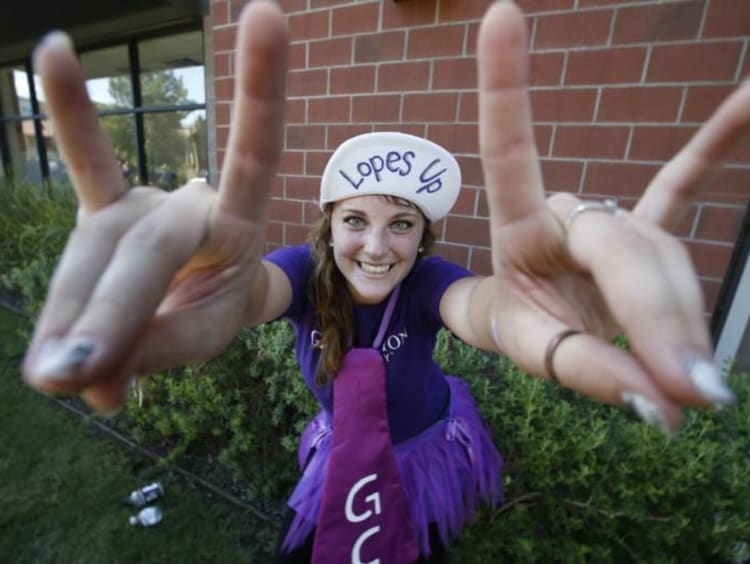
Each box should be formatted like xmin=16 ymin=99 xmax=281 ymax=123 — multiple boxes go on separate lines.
xmin=0 ymin=27 xmax=207 ymax=188
xmin=139 ymin=31 xmax=207 ymax=189
xmin=0 ymin=64 xmax=47 ymax=183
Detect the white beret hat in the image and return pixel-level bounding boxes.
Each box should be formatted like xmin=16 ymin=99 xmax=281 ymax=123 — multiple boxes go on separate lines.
xmin=320 ymin=132 xmax=462 ymax=222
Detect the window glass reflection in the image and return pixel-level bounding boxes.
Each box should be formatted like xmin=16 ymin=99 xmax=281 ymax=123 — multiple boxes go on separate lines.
xmin=99 ymin=114 xmax=138 ymax=186
xmin=42 ymin=119 xmax=69 ymax=183
xmin=80 ymin=45 xmax=132 ymax=110
xmin=139 ymin=31 xmax=205 ymax=107
xmin=144 ymin=109 xmax=206 ymax=189
xmin=0 ymin=66 xmax=35 ymax=117
xmin=2 ymin=118 xmax=42 ymax=183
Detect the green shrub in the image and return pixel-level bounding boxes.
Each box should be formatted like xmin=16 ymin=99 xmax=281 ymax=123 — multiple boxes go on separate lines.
xmin=0 ymin=179 xmax=76 ymax=320
xmin=452 ymin=347 xmax=750 ymax=562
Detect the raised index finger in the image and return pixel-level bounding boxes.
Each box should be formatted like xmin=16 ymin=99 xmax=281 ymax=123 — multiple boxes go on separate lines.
xmin=478 ymin=1 xmax=546 ymax=227
xmin=218 ymin=0 xmax=288 ymax=221
xmin=33 ymin=33 xmax=125 ymax=214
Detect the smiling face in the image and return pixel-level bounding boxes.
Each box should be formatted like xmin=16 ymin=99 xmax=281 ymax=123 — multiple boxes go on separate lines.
xmin=330 ymin=195 xmax=427 ymax=305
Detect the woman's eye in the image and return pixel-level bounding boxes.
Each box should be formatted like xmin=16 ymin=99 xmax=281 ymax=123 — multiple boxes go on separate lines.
xmin=344 ymin=216 xmax=365 ymax=228
xmin=392 ymin=220 xmax=413 ymax=232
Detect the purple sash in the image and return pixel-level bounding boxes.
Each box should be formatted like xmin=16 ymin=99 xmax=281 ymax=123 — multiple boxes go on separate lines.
xmin=312 ymin=285 xmax=420 ymax=564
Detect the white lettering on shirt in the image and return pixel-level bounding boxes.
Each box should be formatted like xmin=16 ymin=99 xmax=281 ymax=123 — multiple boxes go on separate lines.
xmin=381 ymin=329 xmax=408 ymax=362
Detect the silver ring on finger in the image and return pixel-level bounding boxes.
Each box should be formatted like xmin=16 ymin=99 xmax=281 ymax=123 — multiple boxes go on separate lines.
xmin=565 ymin=198 xmax=624 ymax=233
xmin=544 ymin=329 xmax=582 ymax=385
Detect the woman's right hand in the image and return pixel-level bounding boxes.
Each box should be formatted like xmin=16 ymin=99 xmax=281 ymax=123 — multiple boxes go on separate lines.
xmin=22 ymin=0 xmax=288 ymax=414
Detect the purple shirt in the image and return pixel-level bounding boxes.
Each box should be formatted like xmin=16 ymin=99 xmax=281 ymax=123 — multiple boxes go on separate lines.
xmin=265 ymin=244 xmax=473 ymax=444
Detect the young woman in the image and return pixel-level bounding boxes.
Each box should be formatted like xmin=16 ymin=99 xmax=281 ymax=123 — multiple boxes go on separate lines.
xmin=267 ymin=131 xmax=503 ymax=562
xmin=23 ymin=1 xmax=746 ymax=562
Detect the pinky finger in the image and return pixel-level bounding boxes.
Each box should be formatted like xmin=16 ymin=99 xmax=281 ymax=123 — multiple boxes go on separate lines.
xmin=634 ymin=79 xmax=750 ymax=231
xmin=551 ymin=332 xmax=683 ymax=434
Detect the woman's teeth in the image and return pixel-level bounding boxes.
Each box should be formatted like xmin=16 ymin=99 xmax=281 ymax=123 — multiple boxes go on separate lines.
xmin=359 ymin=262 xmax=391 ymax=274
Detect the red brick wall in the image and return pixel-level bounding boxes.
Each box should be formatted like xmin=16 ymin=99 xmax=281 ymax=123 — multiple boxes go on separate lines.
xmin=211 ymin=0 xmax=750 ymax=314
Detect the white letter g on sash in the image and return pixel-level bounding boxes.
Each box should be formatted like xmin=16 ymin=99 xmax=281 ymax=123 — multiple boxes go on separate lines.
xmin=345 ymin=473 xmax=380 ymax=522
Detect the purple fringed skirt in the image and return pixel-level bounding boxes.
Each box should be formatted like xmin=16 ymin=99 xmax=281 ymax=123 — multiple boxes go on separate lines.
xmin=281 ymin=376 xmax=504 ymax=557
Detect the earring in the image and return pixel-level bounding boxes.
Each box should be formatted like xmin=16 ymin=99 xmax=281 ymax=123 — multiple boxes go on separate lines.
xmin=329 ymin=242 xmax=334 ymax=247
xmin=418 ymin=246 xmax=424 ymax=253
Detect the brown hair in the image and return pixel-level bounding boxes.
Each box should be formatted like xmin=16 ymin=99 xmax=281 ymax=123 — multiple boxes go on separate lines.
xmin=307 ymin=196 xmax=435 ymax=386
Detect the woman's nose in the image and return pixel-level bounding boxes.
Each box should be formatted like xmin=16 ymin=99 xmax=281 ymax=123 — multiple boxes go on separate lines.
xmin=363 ymin=229 xmax=388 ymax=256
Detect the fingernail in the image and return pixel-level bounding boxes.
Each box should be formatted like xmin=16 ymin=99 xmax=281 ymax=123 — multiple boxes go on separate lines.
xmin=33 ymin=338 xmax=95 ymax=381
xmin=40 ymin=31 xmax=73 ymax=51
xmin=621 ymin=391 xmax=673 ymax=436
xmin=33 ymin=31 xmax=73 ymax=68
xmin=685 ymin=353 xmax=735 ymax=407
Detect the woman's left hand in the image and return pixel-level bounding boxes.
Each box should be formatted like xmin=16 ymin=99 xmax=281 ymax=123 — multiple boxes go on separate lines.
xmin=472 ymin=2 xmax=749 ymax=433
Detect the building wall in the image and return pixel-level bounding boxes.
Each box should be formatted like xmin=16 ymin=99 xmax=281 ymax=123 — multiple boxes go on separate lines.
xmin=210 ymin=0 xmax=750 ymax=315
